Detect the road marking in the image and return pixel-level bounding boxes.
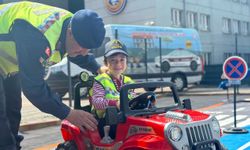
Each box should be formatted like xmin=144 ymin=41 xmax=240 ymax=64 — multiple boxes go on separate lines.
xmin=196 ymin=102 xmax=225 ymax=111
xmin=237 ymin=118 xmax=250 ymax=127
xmin=215 ymin=114 xmax=230 ymax=120
xmin=202 ymin=111 xmax=223 ymax=115
xmin=34 ymin=143 xmax=59 ymax=150
xmin=219 ymin=115 xmax=248 ymax=127
xmin=237 ymin=141 xmax=250 ymax=150
xmin=234 ymin=107 xmax=246 ymax=112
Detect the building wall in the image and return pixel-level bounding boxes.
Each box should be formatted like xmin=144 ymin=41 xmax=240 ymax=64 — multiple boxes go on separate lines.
xmin=85 ymin=0 xmax=157 ymax=25
xmin=2 ymin=0 xmax=250 ymax=65
xmin=85 ymin=0 xmax=250 ymax=65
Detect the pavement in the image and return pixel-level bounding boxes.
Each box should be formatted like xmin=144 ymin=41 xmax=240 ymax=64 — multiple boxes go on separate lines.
xmin=19 ymin=84 xmax=250 ymax=131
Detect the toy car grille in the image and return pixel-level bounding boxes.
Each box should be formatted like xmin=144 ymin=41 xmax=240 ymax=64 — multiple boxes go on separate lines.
xmin=185 ymin=124 xmax=214 ymax=147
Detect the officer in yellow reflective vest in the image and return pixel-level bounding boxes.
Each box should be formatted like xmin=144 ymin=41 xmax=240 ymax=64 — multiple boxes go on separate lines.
xmin=91 ymin=40 xmax=135 ymax=142
xmin=0 ymin=1 xmax=105 ymax=149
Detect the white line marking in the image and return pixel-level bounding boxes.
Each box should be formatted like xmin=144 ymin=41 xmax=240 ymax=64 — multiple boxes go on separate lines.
xmin=236 ymin=118 xmax=250 ymax=128
xmin=234 ymin=107 xmax=246 ymax=112
xmin=216 ymin=115 xmax=230 ymax=120
xmin=202 ymin=111 xmax=223 ymax=115
xmin=219 ymin=115 xmax=248 ymax=127
xmin=237 ymin=141 xmax=250 ymax=150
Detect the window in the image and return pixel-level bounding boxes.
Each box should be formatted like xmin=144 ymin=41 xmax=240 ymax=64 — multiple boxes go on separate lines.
xmin=232 ymin=20 xmax=240 ymax=34
xmin=241 ymin=21 xmax=249 ymax=35
xmin=243 ymin=53 xmax=250 ymax=63
xmin=202 ymin=52 xmax=212 ymax=65
xmin=171 ymin=8 xmax=183 ymax=27
xmin=222 ymin=18 xmax=231 ymax=33
xmin=200 ymin=14 xmax=210 ymax=31
xmin=224 ymin=53 xmax=233 ymax=60
xmin=187 ymin=11 xmax=197 ymax=28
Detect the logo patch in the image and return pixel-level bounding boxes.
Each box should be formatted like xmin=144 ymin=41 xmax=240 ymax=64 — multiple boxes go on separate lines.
xmin=104 ymin=0 xmax=127 ymax=15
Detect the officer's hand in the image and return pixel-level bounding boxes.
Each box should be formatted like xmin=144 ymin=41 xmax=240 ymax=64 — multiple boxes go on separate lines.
xmin=65 ymin=109 xmax=98 ymax=132
xmin=97 ymin=66 xmax=108 ymax=74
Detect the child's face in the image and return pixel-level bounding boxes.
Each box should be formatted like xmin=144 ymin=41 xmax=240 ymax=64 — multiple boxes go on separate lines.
xmin=106 ymin=53 xmax=127 ymax=77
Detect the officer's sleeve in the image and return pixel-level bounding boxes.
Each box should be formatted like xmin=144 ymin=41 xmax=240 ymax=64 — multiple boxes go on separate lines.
xmin=10 ymin=18 xmax=70 ymax=120
xmin=16 ymin=48 xmax=70 ymax=120
xmin=68 ymin=54 xmax=101 ymax=74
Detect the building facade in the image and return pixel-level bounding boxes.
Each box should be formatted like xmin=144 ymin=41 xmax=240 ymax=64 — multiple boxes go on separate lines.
xmin=2 ymin=0 xmax=250 ymax=65
xmin=85 ymin=0 xmax=250 ymax=65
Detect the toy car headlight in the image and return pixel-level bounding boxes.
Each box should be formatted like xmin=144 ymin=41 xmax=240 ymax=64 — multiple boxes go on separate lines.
xmin=80 ymin=71 xmax=89 ymax=82
xmin=212 ymin=118 xmax=220 ymax=133
xmin=168 ymin=126 xmax=183 ymax=142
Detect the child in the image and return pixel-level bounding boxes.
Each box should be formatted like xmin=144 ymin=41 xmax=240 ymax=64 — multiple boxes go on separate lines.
xmin=91 ymin=39 xmax=134 ymax=143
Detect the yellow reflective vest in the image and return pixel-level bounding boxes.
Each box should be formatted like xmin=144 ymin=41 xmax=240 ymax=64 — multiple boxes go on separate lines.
xmin=0 ymin=1 xmax=72 ymax=77
xmin=92 ymin=73 xmax=134 ymax=118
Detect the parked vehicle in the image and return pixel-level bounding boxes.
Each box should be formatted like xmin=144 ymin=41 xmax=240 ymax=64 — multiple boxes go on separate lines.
xmin=56 ymin=73 xmax=224 ymax=150
xmin=45 ymin=24 xmax=204 ymax=97
xmin=93 ymin=24 xmax=204 ymax=91
xmin=154 ymin=49 xmax=203 ymax=91
xmin=44 ymin=57 xmax=90 ymax=98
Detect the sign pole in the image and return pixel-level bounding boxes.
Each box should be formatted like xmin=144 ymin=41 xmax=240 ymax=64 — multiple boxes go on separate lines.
xmin=233 ymin=84 xmax=237 ymax=128
xmin=223 ymin=56 xmax=248 ymax=134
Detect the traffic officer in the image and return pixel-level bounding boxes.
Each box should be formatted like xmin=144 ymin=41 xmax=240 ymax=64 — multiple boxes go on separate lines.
xmin=0 ymin=1 xmax=105 ymax=149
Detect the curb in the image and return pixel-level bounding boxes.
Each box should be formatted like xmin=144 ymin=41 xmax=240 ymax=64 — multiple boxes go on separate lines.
xmin=20 ymin=120 xmax=61 ymax=132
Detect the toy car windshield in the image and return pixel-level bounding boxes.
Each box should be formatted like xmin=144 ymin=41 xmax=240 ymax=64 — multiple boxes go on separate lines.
xmin=120 ymin=82 xmax=181 ymax=116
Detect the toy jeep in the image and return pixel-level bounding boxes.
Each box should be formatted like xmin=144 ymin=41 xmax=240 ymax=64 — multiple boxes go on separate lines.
xmin=57 ymin=73 xmax=223 ymax=150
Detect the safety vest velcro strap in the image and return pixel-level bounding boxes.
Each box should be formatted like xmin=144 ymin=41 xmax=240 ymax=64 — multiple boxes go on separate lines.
xmin=0 ymin=2 xmax=17 ymax=15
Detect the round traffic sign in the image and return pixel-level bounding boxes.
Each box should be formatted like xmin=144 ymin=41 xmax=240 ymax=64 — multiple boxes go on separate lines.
xmin=223 ymin=56 xmax=248 ymax=80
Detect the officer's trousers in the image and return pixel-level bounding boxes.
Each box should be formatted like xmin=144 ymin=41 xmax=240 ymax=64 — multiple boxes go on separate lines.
xmin=0 ymin=74 xmax=22 ymax=150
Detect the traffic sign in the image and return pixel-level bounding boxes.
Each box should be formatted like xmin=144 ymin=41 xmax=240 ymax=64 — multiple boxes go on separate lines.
xmin=223 ymin=56 xmax=248 ymax=81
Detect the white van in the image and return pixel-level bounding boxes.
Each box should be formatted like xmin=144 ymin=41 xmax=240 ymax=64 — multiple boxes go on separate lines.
xmin=45 ymin=24 xmax=204 ymax=97
xmin=93 ymin=24 xmax=204 ymax=91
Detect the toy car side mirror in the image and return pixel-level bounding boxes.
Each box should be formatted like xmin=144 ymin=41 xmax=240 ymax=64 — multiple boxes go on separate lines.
xmin=182 ymin=99 xmax=192 ymax=110
xmin=105 ymin=106 xmax=119 ymax=125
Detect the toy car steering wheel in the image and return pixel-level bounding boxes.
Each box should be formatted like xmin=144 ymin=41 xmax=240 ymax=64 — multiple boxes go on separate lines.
xmin=129 ymin=91 xmax=156 ymax=110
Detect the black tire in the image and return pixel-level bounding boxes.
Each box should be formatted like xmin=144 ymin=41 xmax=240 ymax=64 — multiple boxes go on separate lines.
xmin=190 ymin=60 xmax=198 ymax=71
xmin=55 ymin=89 xmax=68 ymax=98
xmin=56 ymin=141 xmax=77 ymax=150
xmin=161 ymin=61 xmax=170 ymax=72
xmin=171 ymin=74 xmax=187 ymax=91
xmin=45 ymin=71 xmax=69 ymax=98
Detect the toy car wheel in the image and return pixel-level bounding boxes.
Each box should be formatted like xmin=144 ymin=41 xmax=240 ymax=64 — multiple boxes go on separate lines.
xmin=56 ymin=141 xmax=77 ymax=150
xmin=171 ymin=74 xmax=187 ymax=91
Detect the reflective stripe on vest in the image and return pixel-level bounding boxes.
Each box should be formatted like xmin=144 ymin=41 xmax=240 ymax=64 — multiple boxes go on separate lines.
xmin=0 ymin=2 xmax=16 ymax=15
xmin=0 ymin=67 xmax=5 ymax=77
xmin=0 ymin=41 xmax=18 ymax=77
xmin=93 ymin=73 xmax=134 ymax=118
xmin=0 ymin=48 xmax=17 ymax=65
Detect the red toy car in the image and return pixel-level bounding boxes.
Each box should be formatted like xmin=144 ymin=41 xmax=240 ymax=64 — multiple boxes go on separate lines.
xmin=56 ymin=73 xmax=223 ymax=150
